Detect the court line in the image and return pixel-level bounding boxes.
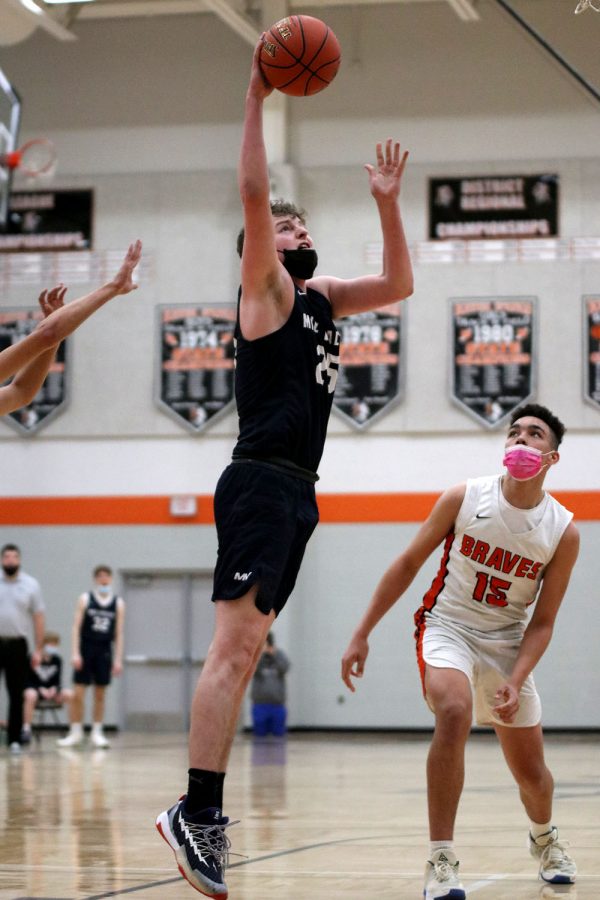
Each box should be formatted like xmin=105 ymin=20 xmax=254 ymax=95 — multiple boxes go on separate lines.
xmin=72 ymin=832 xmax=402 ymax=899
xmin=464 ymin=873 xmax=510 ymax=893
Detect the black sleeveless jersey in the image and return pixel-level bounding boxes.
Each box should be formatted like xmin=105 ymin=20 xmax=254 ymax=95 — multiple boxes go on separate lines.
xmin=80 ymin=592 xmax=117 ymax=646
xmin=233 ymin=285 xmax=341 ymax=473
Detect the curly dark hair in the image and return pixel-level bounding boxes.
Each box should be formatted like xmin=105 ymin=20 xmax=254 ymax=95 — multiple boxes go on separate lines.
xmin=509 ymin=403 xmax=565 ymax=448
xmin=236 ymin=199 xmax=307 ymax=258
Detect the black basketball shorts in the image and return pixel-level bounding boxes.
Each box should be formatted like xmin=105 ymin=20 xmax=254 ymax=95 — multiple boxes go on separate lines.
xmin=74 ymin=643 xmax=113 ymax=686
xmin=212 ymin=461 xmax=320 ymax=616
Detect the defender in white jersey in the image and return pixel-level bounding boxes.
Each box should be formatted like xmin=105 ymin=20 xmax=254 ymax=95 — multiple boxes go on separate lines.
xmin=342 ymin=404 xmax=579 ymax=900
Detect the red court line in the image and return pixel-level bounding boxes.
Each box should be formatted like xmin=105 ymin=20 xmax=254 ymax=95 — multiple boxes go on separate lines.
xmin=0 ymin=491 xmax=598 ymax=525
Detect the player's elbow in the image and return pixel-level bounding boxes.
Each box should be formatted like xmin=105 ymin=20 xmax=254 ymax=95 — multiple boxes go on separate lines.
xmin=395 ymin=274 xmax=414 ymax=300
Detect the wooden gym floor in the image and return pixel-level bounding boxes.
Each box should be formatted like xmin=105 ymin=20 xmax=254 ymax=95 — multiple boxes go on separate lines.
xmin=0 ymin=730 xmax=598 ymax=899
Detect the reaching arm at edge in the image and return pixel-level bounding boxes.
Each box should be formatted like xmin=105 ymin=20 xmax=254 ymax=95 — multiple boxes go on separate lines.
xmin=0 ymin=241 xmax=141 ymax=386
xmin=341 ymin=483 xmax=465 ymax=691
xmin=0 ymin=346 xmax=57 ymax=416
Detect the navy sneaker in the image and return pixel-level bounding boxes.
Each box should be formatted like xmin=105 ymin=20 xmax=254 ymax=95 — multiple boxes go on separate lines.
xmin=156 ymin=797 xmax=233 ymax=898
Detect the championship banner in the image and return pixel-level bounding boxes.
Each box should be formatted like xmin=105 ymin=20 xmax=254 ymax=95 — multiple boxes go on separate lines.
xmin=450 ymin=297 xmax=536 ymax=429
xmin=0 ymin=189 xmax=93 ymax=251
xmin=0 ymin=309 xmax=69 ymax=434
xmin=157 ymin=305 xmax=236 ymax=433
xmin=429 ymin=175 xmax=558 ymax=240
xmin=333 ymin=303 xmax=404 ymax=429
xmin=584 ymin=296 xmax=600 ymax=411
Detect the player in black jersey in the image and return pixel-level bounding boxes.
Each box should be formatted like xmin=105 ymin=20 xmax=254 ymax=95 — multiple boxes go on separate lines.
xmin=0 ymin=241 xmax=141 ymax=417
xmin=57 ymin=565 xmax=125 ymax=750
xmin=156 ymin=37 xmax=414 ymax=898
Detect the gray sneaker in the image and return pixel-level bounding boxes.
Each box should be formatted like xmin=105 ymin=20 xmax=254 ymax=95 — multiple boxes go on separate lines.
xmin=423 ymin=848 xmax=466 ymax=900
xmin=529 ymin=828 xmax=577 ymax=885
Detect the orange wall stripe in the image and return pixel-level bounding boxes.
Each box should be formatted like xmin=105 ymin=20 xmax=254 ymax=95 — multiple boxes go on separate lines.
xmin=0 ymin=491 xmax=598 ymax=526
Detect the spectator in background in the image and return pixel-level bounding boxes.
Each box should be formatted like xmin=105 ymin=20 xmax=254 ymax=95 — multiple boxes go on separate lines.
xmin=251 ymin=632 xmax=290 ymax=737
xmin=0 ymin=544 xmax=45 ymax=754
xmin=21 ymin=631 xmax=73 ymax=745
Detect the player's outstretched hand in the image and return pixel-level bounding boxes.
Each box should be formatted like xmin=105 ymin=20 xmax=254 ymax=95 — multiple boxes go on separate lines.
xmin=341 ymin=634 xmax=369 ymax=692
xmin=110 ymin=240 xmax=142 ymax=295
xmin=365 ymin=138 xmax=409 ymax=203
xmin=38 ymin=284 xmax=67 ymax=319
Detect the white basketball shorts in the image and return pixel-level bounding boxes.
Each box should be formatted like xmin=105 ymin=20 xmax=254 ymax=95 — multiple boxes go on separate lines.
xmin=417 ymin=613 xmax=542 ymax=728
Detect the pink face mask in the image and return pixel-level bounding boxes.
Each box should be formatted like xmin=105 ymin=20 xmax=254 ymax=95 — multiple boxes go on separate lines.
xmin=503 ymin=445 xmax=551 ymax=481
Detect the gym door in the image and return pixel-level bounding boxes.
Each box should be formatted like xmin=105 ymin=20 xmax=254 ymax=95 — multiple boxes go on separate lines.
xmin=121 ymin=572 xmax=215 ymax=731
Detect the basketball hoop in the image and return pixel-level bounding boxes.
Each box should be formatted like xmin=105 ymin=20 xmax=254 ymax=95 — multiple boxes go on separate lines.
xmin=574 ymin=0 xmax=600 ymax=14
xmin=0 ymin=137 xmax=57 ymax=178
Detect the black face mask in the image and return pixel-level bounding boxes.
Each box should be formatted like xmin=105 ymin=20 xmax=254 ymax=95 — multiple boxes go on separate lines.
xmin=2 ymin=565 xmax=19 ymax=577
xmin=282 ymin=248 xmax=318 ymax=281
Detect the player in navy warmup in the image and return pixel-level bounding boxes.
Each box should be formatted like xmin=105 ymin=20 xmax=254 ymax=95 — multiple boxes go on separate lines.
xmin=156 ymin=35 xmax=414 ymax=898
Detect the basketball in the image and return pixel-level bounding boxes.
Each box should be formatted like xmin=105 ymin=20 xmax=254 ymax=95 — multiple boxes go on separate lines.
xmin=260 ymin=15 xmax=341 ymax=97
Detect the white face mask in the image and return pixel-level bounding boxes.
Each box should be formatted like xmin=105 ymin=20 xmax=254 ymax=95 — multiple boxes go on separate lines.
xmin=43 ymin=645 xmax=57 ymax=656
xmin=96 ymin=584 xmax=112 ymax=596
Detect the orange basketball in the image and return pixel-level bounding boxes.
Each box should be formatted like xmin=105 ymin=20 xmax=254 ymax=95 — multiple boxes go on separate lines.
xmin=260 ymin=15 xmax=341 ymax=97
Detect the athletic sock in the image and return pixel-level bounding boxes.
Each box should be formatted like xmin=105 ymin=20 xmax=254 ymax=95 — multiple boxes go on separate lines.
xmin=430 ymin=840 xmax=454 ymax=856
xmin=530 ymin=820 xmax=554 ymax=843
xmin=186 ymin=768 xmax=223 ymax=815
xmin=215 ymin=771 xmax=226 ymax=810
xmin=70 ymin=722 xmax=83 ymax=737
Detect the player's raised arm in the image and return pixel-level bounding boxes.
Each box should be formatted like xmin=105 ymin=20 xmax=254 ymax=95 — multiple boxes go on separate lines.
xmin=312 ymin=139 xmax=413 ymax=319
xmin=0 ymin=241 xmax=142 ymax=398
xmin=237 ymin=40 xmax=285 ymax=301
xmin=0 ymin=285 xmax=66 ymax=416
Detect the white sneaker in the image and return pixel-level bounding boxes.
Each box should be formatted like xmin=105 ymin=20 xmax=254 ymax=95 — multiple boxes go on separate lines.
xmin=91 ymin=731 xmax=110 ymax=749
xmin=530 ymin=828 xmax=577 ymax=884
xmin=9 ymin=742 xmax=22 ymax=755
xmin=424 ymin=848 xmax=466 ymax=900
xmin=57 ymin=731 xmax=84 ymax=748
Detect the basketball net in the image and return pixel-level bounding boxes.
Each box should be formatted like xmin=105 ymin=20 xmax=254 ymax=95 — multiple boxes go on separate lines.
xmin=574 ymin=0 xmax=600 ymax=13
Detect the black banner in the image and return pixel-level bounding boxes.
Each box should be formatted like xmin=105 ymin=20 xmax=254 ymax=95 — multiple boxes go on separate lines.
xmin=0 ymin=189 xmax=93 ymax=251
xmin=333 ymin=304 xmax=404 ymax=429
xmin=157 ymin=305 xmax=236 ymax=433
xmin=584 ymin=296 xmax=600 ymax=411
xmin=0 ymin=309 xmax=69 ymax=434
xmin=451 ymin=298 xmax=536 ymax=429
xmin=429 ymin=175 xmax=558 ymax=240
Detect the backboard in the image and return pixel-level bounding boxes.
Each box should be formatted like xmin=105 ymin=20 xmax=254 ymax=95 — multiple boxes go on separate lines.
xmin=0 ymin=67 xmax=21 ymax=229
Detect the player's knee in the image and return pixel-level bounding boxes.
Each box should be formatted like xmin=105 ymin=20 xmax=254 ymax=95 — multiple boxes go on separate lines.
xmin=434 ymin=696 xmax=472 ymax=733
xmin=212 ymin=632 xmax=261 ymax=683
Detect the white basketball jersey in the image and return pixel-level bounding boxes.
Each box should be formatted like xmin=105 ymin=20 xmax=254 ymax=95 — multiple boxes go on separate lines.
xmin=421 ymin=474 xmax=573 ymax=632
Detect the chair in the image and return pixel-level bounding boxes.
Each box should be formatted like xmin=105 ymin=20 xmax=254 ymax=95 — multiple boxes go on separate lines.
xmin=32 ymin=698 xmax=65 ymax=742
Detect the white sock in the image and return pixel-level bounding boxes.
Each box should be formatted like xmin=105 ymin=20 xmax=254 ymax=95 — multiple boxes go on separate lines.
xmin=92 ymin=722 xmax=104 ymax=734
xmin=430 ymin=840 xmax=454 ymax=856
xmin=530 ymin=820 xmax=554 ymax=843
xmin=22 ymin=724 xmax=31 ymax=734
xmin=70 ymin=722 xmax=83 ymax=737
